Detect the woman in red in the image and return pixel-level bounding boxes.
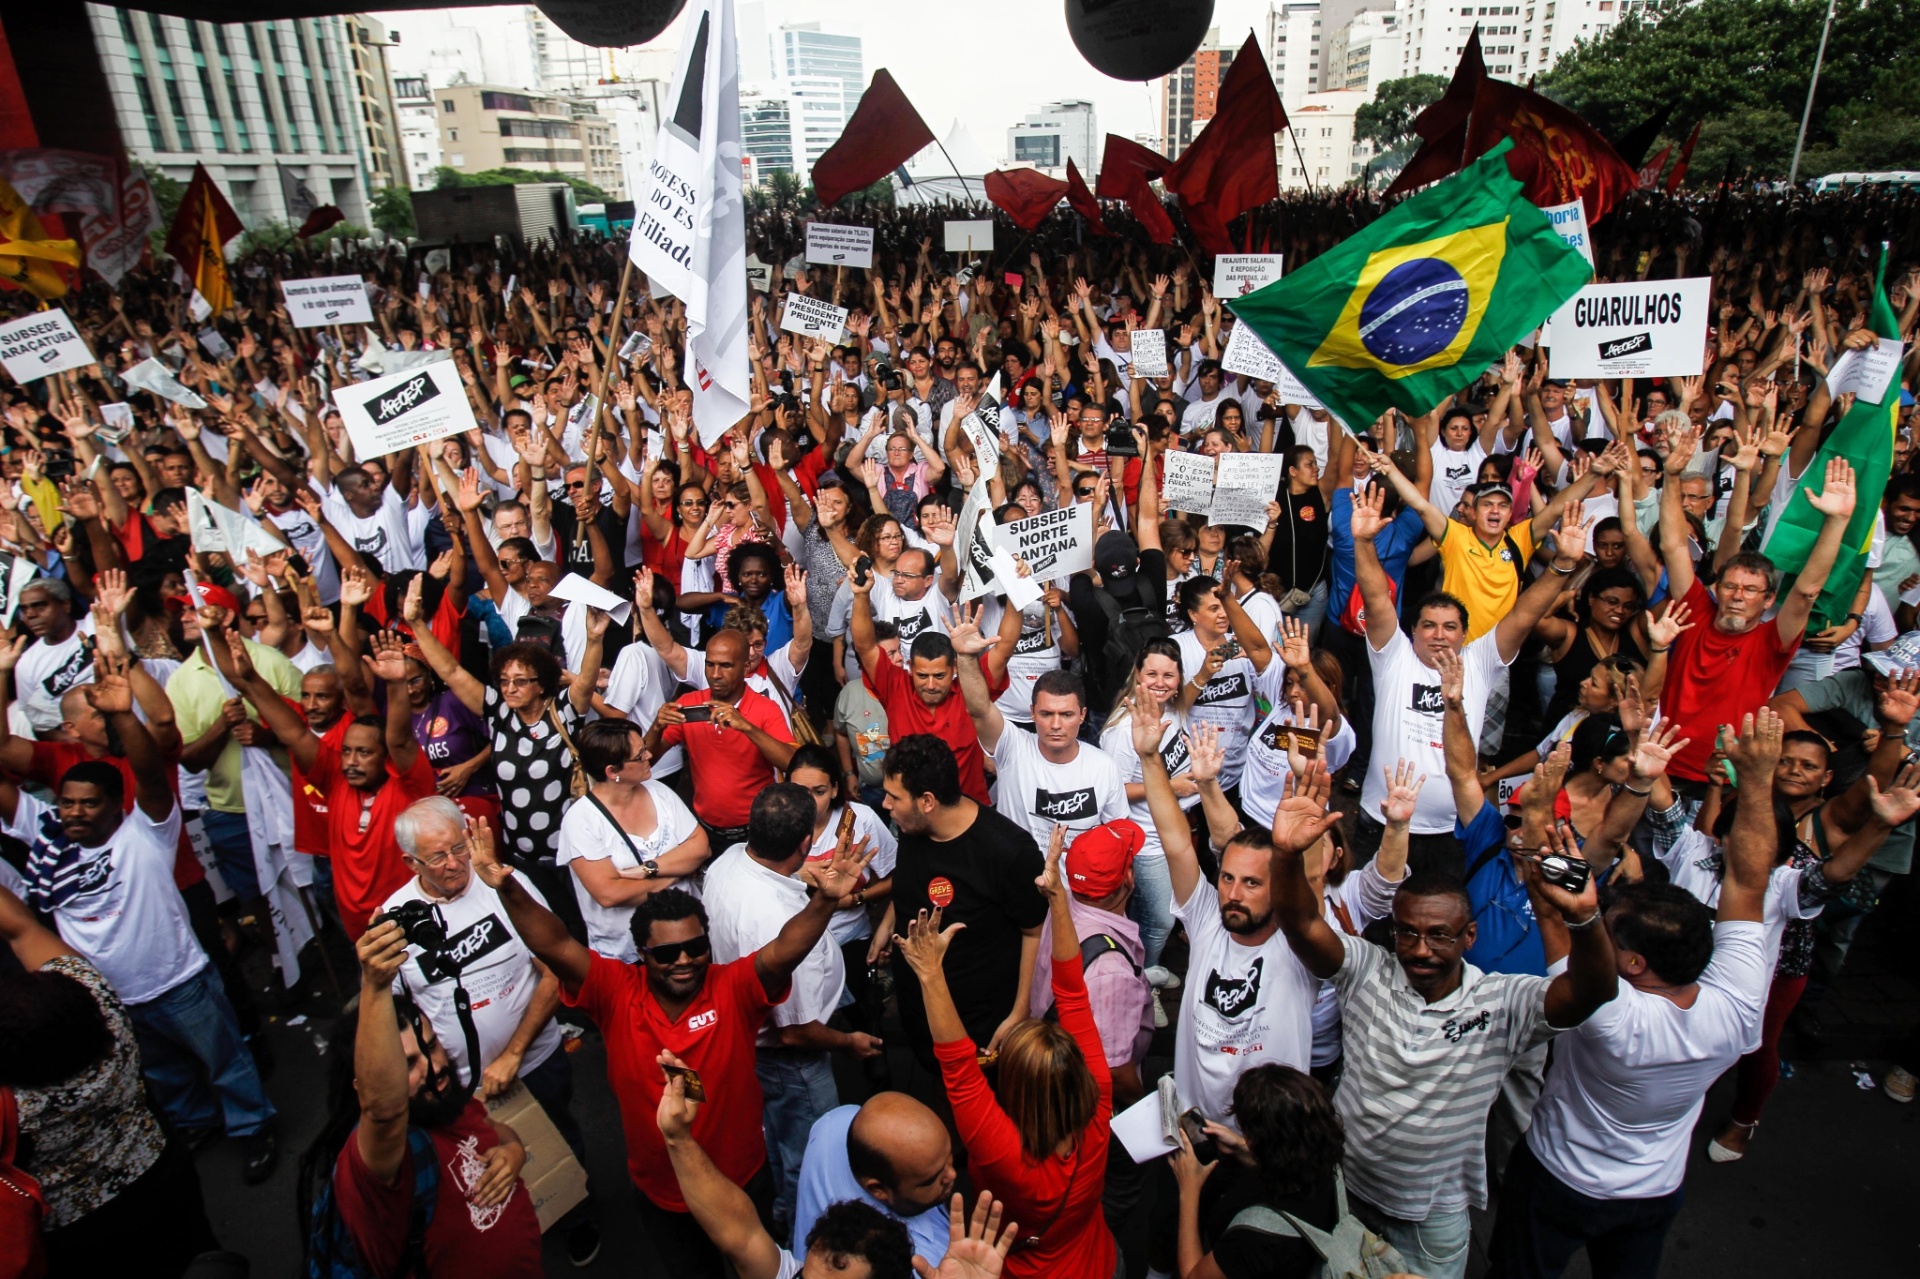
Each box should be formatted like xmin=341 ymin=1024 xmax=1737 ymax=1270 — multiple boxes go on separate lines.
xmin=898 ymin=825 xmax=1115 ymax=1279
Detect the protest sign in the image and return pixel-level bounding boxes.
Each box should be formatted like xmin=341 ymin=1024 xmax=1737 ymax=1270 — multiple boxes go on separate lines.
xmin=996 ymin=502 xmax=1094 ymax=579
xmin=1826 ymin=337 xmax=1905 ymax=404
xmin=0 ymin=310 xmax=94 ymax=382
xmin=1130 ymin=329 xmax=1169 ymax=380
xmin=1278 ymin=363 xmax=1323 ymax=408
xmin=959 ymin=412 xmax=1000 ymax=473
xmin=1213 ymin=254 xmax=1285 ymax=299
xmin=197 ymin=327 xmax=233 ymax=360
xmin=1546 ymin=278 xmax=1711 ymax=378
xmin=779 ymin=293 xmax=850 ymax=341
xmin=0 ymin=555 xmax=36 ymax=627
xmin=279 ymin=274 xmax=374 ymax=327
xmin=123 ymin=356 xmax=208 ymax=408
xmin=955 ymin=477 xmax=998 ymax=602
xmin=989 ymin=548 xmax=1042 ymax=610
xmin=1209 ymin=453 xmax=1286 ymax=528
xmin=805 ymin=222 xmax=875 ymax=269
xmin=1160 ymin=451 xmax=1217 ymax=514
xmin=332 ymin=360 xmax=478 ymax=460
xmin=944 ymin=220 xmax=994 ymax=253
xmin=744 ymin=255 xmax=772 ymax=292
xmin=1540 ymin=201 xmax=1595 ymax=267
xmin=1221 ymin=320 xmax=1287 ymax=383
xmin=548 ymin=572 xmax=633 ymax=626
xmin=186 ymin=488 xmax=287 ymax=560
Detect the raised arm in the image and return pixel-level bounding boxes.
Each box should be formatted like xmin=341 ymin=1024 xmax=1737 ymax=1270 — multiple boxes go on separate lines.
xmin=213 ymin=628 xmax=320 ymax=774
xmin=1657 ymin=419 xmax=1703 ymax=601
xmin=1132 ymin=694 xmax=1205 ymax=907
xmin=364 ymin=630 xmax=422 ymax=774
xmin=83 ymin=654 xmax=173 ymax=822
xmin=754 ymin=834 xmax=875 ymax=1000
xmin=1266 ymin=759 xmax=1347 ymax=980
xmin=1773 ymin=456 xmax=1858 ymax=645
xmin=1494 ymin=503 xmax=1591 ymax=664
xmin=1369 ymin=448 xmax=1447 ymax=540
xmin=1433 ymin=647 xmax=1483 ymax=816
xmin=1530 ymin=821 xmax=1619 ymax=1027
xmin=656 ymin=1069 xmax=785 ymax=1279
xmin=947 ymin=604 xmax=1007 ymax=751
xmin=402 ymin=576 xmax=485 ymax=715
xmin=1348 ymin=483 xmax=1401 ymax=653
xmin=469 ymin=814 xmax=593 ymax=992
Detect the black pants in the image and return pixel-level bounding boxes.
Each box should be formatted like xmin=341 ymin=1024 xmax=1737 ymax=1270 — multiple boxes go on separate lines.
xmin=801 ymin=637 xmax=841 ymax=732
xmin=635 ymin=1166 xmax=775 ymax=1279
xmin=1350 ymin=810 xmax=1466 ymax=881
xmin=835 ymin=937 xmax=893 ymax=1093
xmin=1486 ymin=1139 xmax=1683 ymax=1279
xmin=43 ymin=1139 xmax=219 ymax=1277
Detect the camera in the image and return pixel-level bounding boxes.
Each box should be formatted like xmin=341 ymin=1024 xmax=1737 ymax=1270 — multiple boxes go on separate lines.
xmin=374 ymin=899 xmax=447 ymax=952
xmin=1104 ymin=423 xmax=1139 ymax=457
xmin=852 ymin=554 xmax=874 ymax=587
xmin=681 ymin=703 xmax=714 ymax=724
xmin=1536 ymin=854 xmax=1591 ymax=895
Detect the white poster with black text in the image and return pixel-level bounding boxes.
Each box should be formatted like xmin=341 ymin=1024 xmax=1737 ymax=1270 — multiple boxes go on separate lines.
xmin=1546 ymin=278 xmax=1711 ymax=378
xmin=333 ymin=360 xmax=478 ymax=460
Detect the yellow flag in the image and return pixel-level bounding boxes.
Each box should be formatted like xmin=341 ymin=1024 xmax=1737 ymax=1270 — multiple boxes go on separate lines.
xmin=0 ymin=176 xmax=79 ymax=300
xmin=191 ymin=189 xmax=234 ymax=315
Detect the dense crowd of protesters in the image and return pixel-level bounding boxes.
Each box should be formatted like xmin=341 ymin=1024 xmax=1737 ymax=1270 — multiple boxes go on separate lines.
xmin=0 ymin=178 xmax=1916 ymax=1279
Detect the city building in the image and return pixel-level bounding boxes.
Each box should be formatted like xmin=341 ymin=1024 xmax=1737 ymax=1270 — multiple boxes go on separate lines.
xmin=86 ymin=4 xmax=376 ymax=226
xmin=395 ymin=74 xmax=443 ymax=190
xmin=740 ymin=86 xmax=796 ymax=181
xmin=433 ymin=84 xmax=624 ymax=197
xmin=1160 ymin=29 xmax=1235 ymax=160
xmin=775 ymin=23 xmax=864 ymax=120
xmin=1278 ymin=89 xmax=1371 ymax=189
xmin=1267 ymin=2 xmax=1323 ymax=110
xmin=341 ymin=15 xmax=406 ymax=192
xmin=523 ymin=6 xmax=610 ymax=91
xmin=1392 ymin=0 xmax=1642 ymax=81
xmin=1006 ymin=100 xmax=1097 ymax=175
xmin=1325 ymin=7 xmax=1403 ymax=95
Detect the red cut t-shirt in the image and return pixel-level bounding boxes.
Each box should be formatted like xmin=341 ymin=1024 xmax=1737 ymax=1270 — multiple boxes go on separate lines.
xmin=307 ymin=740 xmax=439 ymax=938
xmin=333 ymin=1098 xmax=543 ymax=1279
xmin=364 ymin=585 xmax=466 ymax=663
xmin=561 ymin=951 xmax=778 ymax=1210
xmin=655 ymin=686 xmax=790 ymax=827
xmin=862 ymin=655 xmax=992 ymax=806
xmin=27 ymin=742 xmax=203 ymax=890
xmin=1659 ymin=577 xmax=1802 ymax=782
xmin=290 ymin=713 xmax=355 ymax=857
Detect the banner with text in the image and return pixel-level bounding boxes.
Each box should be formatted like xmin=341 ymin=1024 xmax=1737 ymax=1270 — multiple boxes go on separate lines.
xmin=1213 ymin=254 xmax=1285 ymax=299
xmin=994 ymin=501 xmax=1094 ymax=580
xmin=333 ymin=360 xmax=478 ymax=460
xmin=1546 ymin=277 xmax=1711 ymax=378
xmin=1130 ymin=328 xmax=1169 ymax=380
xmin=280 ymin=274 xmax=374 ymax=327
xmin=780 ymin=293 xmax=850 ymax=341
xmin=1540 ymin=201 xmax=1595 ymax=267
xmin=1209 ymin=453 xmax=1286 ymax=528
xmin=1160 ymin=451 xmax=1216 ymax=514
xmin=0 ymin=310 xmax=94 ymax=383
xmin=805 ymin=222 xmax=875 ymax=269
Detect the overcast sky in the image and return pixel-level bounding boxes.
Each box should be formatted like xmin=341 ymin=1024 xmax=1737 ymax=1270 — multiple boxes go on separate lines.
xmin=375 ymin=0 xmax=1278 ymax=158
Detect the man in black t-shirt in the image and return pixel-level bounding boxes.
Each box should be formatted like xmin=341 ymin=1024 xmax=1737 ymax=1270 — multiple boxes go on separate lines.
xmin=878 ymin=734 xmax=1047 ymax=1067
xmin=1069 ymin=531 xmax=1170 ymax=716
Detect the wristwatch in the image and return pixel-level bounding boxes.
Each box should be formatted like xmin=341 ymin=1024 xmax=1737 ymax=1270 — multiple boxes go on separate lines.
xmin=639 ymin=857 xmax=660 ymax=879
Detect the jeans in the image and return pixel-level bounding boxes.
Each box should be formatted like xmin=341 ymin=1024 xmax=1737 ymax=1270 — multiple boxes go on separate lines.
xmin=1129 ymin=854 xmax=1175 ymax=969
xmin=1486 ymin=1140 xmax=1683 ymax=1279
xmin=756 ymin=1048 xmax=840 ymax=1229
xmin=201 ymin=808 xmax=259 ymax=901
xmin=128 ymin=966 xmax=276 ymax=1138
xmin=1352 ymin=1196 xmax=1472 ymax=1279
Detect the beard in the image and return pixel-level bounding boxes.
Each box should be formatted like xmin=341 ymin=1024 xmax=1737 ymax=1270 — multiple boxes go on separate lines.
xmin=408 ymin=1070 xmax=473 ymax=1129
xmin=1221 ymin=905 xmax=1272 ymax=935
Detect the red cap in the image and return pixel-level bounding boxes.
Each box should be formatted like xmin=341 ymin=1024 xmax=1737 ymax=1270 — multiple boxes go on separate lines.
xmin=1066 ymin=820 xmax=1145 ymax=897
xmin=170 ymin=582 xmax=243 ymax=615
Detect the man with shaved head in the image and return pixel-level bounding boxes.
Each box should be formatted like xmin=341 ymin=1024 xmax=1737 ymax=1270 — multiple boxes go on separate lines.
xmin=791 ymin=1092 xmax=958 ymax=1264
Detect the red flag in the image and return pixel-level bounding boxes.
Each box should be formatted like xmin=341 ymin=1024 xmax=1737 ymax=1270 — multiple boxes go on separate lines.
xmin=1384 ymin=30 xmax=1487 ymax=197
xmin=984 ymin=169 xmax=1066 ymax=230
xmin=1096 ymin=135 xmax=1174 ymax=245
xmin=1635 ymin=144 xmax=1672 ymax=190
xmin=165 ymin=163 xmax=243 ymax=314
xmin=1161 ymin=33 xmax=1287 ymax=254
xmin=1665 ymin=122 xmax=1702 ymax=192
xmin=1464 ymin=78 xmax=1637 ymax=221
xmin=809 ymin=70 xmax=936 ymax=207
xmin=296 ymin=205 xmax=346 ymax=239
xmin=1064 ymin=159 xmax=1109 ymax=234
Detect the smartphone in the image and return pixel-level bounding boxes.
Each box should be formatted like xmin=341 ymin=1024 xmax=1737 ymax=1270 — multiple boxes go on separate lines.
xmin=682 ymin=704 xmax=713 ymax=724
xmin=1179 ymin=1109 xmax=1219 ymax=1163
xmin=851 ymin=554 xmax=873 ymax=588
xmin=1214 ymin=639 xmax=1241 ymax=661
xmin=661 ymin=1062 xmax=706 ymax=1102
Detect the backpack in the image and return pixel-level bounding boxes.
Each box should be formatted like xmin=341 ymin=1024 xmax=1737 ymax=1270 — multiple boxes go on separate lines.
xmin=1225 ymin=1166 xmax=1409 ymax=1279
xmin=1091 ymin=584 xmax=1170 ymax=680
xmin=306 ymin=1128 xmax=441 ymax=1279
xmin=1043 ymin=934 xmax=1143 ymax=1021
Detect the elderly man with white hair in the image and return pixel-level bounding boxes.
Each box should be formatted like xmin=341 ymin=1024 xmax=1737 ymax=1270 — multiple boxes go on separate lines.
xmin=380 ymin=795 xmax=603 ymax=1265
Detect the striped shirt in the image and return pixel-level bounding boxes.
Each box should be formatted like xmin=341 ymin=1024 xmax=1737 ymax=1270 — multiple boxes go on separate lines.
xmin=1330 ymin=932 xmax=1560 ymax=1219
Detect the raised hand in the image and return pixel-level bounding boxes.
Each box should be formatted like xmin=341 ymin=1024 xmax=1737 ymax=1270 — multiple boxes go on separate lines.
xmin=340 ymin=565 xmax=374 ymax=609
xmin=896 ymin=907 xmax=964 ymax=985
xmin=1804 ymin=456 xmax=1857 ymax=519
xmin=95 ymin=567 xmax=132 ymax=618
xmin=1874 ymin=668 xmax=1920 ymax=727
xmin=366 ymin=629 xmax=413 ymax=685
xmin=1867 ymin=759 xmax=1920 ymax=828
xmin=1270 ymin=757 xmax=1341 ymax=855
xmin=1348 ymin=480 xmax=1388 ymax=541
xmin=1519 ymin=819 xmax=1600 ymax=923
xmin=1721 ymin=707 xmax=1784 ymax=782
xmin=223 ymin=628 xmax=258 ymax=684
xmin=1035 ymin=825 xmax=1067 ymax=898
xmin=912 ymin=1192 xmax=1020 ymax=1279
xmin=1279 ymin=615 xmax=1312 ymax=670
xmin=467 ymin=815 xmax=510 ymax=890
xmin=1646 ymin=598 xmax=1695 ymax=651
xmin=83 ymin=651 xmax=135 ymax=715
xmin=1629 ymin=718 xmax=1689 ymax=782
xmin=947 ymin=602 xmax=992 ymax=657
xmin=1126 ymin=689 xmax=1166 ymax=758
xmin=1431 ymin=645 xmax=1465 ymax=709
xmin=1381 ymin=759 xmax=1428 ymax=825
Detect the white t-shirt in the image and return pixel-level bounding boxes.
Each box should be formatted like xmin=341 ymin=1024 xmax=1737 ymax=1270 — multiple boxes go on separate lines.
xmin=554 ymin=781 xmax=700 ymax=962
xmin=1527 ymin=920 xmax=1769 ymax=1199
xmin=1236 ymin=589 xmax=1284 ymax=645
xmin=603 ymin=643 xmax=685 ymax=778
xmin=990 ymin=727 xmax=1128 ymax=848
xmin=1171 ymin=874 xmax=1317 ymax=1124
xmin=383 ymin=870 xmax=564 ymax=1081
xmin=803 ymin=804 xmax=898 ymax=945
xmin=267 ymin=504 xmax=340 ymax=604
xmin=38 ymin=800 xmax=202 ymax=1005
xmin=705 ymin=844 xmax=845 ymax=1045
xmin=874 ymin=579 xmax=951 ymax=662
xmin=1653 ymin=829 xmax=1821 ymax=1004
xmin=1362 ymin=628 xmax=1509 ymax=834
xmin=994 ymin=600 xmax=1065 ymax=724
xmin=16 ymin=626 xmax=95 ymax=736
xmin=320 ymin=481 xmax=428 ymax=574
xmin=1099 ymin=713 xmax=1198 ymax=862
xmin=1240 ymin=660 xmax=1359 ymax=832
xmin=1176 ymin=630 xmax=1261 ymax=783
xmin=1429 ymin=438 xmax=1488 ymax=517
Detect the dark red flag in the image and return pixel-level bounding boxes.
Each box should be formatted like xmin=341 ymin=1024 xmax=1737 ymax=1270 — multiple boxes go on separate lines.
xmin=1635 ymin=144 xmax=1672 ymax=190
xmin=1160 ymin=33 xmax=1287 ymax=254
xmin=984 ymin=169 xmax=1067 ymax=229
xmin=1064 ymin=159 xmax=1109 ymax=234
xmin=1384 ymin=30 xmax=1486 ymax=198
xmin=1096 ymin=135 xmax=1174 ymax=245
xmin=809 ymin=70 xmax=936 ymax=207
xmin=164 ymin=163 xmax=242 ymax=269
xmin=1665 ymin=122 xmax=1702 ymax=192
xmin=296 ymin=205 xmax=346 ymax=239
xmin=1464 ymin=77 xmax=1638 ymax=221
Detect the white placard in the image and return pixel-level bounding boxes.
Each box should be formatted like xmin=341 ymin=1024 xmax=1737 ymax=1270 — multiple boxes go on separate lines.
xmin=0 ymin=310 xmax=94 ymax=383
xmin=988 ymin=548 xmax=1043 ymax=610
xmin=944 ymin=220 xmax=995 ymax=254
xmin=123 ymin=356 xmax=208 ymax=408
xmin=744 ymin=255 xmax=772 ymax=293
xmin=1546 ymin=278 xmax=1712 ymax=378
xmin=548 ymin=572 xmax=633 ymax=626
xmin=956 ymin=477 xmax=998 ymax=603
xmin=1278 ymin=363 xmax=1323 ymax=409
xmin=1160 ymin=451 xmax=1217 ymax=514
xmin=1540 ymin=200 xmax=1595 ymax=267
xmin=0 ymin=555 xmax=37 ymax=628
xmin=959 ymin=412 xmax=1000 ymax=472
xmin=1209 ymin=453 xmax=1286 ymax=527
xmin=186 ymin=488 xmax=286 ymax=559
xmin=280 ymin=274 xmax=374 ymax=327
xmin=1213 ymin=254 xmax=1285 ymax=299
xmin=1130 ymin=329 xmax=1169 ymax=380
xmin=995 ymin=501 xmax=1094 ymax=579
xmin=805 ymin=222 xmax=875 ymax=269
xmin=197 ymin=327 xmax=233 ymax=360
xmin=1221 ymin=320 xmax=1288 ymax=383
xmin=779 ymin=293 xmax=850 ymax=341
xmin=331 ymin=360 xmax=478 ymax=460
xmin=1826 ymin=337 xmax=1905 ymax=404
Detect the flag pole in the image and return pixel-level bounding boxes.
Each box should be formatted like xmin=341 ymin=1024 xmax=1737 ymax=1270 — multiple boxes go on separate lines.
xmin=1285 ymin=125 xmax=1315 ymax=196
xmin=582 ymin=253 xmax=636 ymax=499
xmin=936 ymin=142 xmax=976 ymax=204
xmin=1789 ymin=0 xmax=1839 ymax=186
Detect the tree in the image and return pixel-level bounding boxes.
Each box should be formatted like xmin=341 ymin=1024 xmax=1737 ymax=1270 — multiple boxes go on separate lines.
xmin=432 ymin=166 xmax=611 ymax=203
xmin=235 ymin=219 xmax=370 ymax=256
xmin=1355 ymin=75 xmax=1450 ymax=153
xmin=369 ymin=185 xmax=416 ymax=237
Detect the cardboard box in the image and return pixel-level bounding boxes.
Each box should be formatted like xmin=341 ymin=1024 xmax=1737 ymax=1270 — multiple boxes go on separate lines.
xmin=486 ymin=1082 xmax=589 ymax=1232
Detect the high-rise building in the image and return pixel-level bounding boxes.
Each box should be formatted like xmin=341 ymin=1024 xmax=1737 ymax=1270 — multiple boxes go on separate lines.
xmin=1160 ymin=29 xmax=1235 ymax=160
xmin=1393 ymin=0 xmax=1641 ymax=81
xmin=341 ymin=15 xmax=407 ymax=192
xmin=740 ymin=87 xmax=796 ymax=181
xmin=394 ymin=74 xmax=442 ymax=191
xmin=1280 ymin=90 xmax=1372 ymax=189
xmin=87 ymin=5 xmax=378 ymax=227
xmin=1267 ymin=2 xmax=1323 ymax=109
xmin=735 ymin=22 xmax=863 ymax=188
xmin=1006 ymin=101 xmax=1098 ymax=175
xmin=433 ymin=84 xmax=624 ymax=197
xmin=522 ymin=6 xmax=613 ymax=92
xmin=775 ymin=23 xmax=864 ymax=119
xmin=1323 ymin=7 xmax=1402 ymax=95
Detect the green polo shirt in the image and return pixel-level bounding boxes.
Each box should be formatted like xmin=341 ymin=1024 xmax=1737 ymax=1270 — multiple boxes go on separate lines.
xmin=167 ymin=639 xmax=303 ymax=814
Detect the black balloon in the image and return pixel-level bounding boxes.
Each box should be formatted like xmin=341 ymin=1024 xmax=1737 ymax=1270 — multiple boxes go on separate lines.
xmin=537 ymin=0 xmax=687 ymax=48
xmin=1065 ymin=0 xmax=1215 ymax=82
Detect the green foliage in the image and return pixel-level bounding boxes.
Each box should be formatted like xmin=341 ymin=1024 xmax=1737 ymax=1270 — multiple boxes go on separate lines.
xmin=235 ymin=219 xmax=370 ymax=255
xmin=137 ymin=158 xmax=186 ymax=229
xmin=369 ymin=185 xmax=416 ymax=237
xmin=431 ymin=166 xmax=611 ymax=203
xmin=1355 ymin=75 xmax=1451 ymax=152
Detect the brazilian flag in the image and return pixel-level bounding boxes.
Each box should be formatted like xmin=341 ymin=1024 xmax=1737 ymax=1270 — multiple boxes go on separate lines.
xmin=1227 ymin=139 xmax=1590 ymax=431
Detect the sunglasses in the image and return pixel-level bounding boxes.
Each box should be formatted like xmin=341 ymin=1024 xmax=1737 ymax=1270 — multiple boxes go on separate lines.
xmin=641 ymin=934 xmax=712 ymax=965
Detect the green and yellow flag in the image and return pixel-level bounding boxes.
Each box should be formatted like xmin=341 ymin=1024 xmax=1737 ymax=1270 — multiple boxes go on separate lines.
xmin=1763 ymin=246 xmax=1904 ymax=630
xmin=1227 ymin=139 xmax=1590 ymax=431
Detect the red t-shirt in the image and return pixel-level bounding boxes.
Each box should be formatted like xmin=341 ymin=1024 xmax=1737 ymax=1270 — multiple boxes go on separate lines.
xmin=656 ymin=686 xmax=790 ymax=827
xmin=26 ymin=742 xmax=203 ymax=890
xmin=1659 ymin=578 xmax=1802 ymax=783
xmin=308 ymin=738 xmax=439 ymax=937
xmin=291 ymin=714 xmax=354 ymax=857
xmin=934 ymin=954 xmax=1114 ymax=1279
xmin=641 ymin=520 xmax=691 ymax=585
xmin=862 ymin=656 xmax=991 ymax=806
xmin=561 ymin=951 xmax=778 ymax=1210
xmin=332 ymin=1098 xmax=543 ymax=1279
xmin=364 ymin=586 xmax=466 ymax=663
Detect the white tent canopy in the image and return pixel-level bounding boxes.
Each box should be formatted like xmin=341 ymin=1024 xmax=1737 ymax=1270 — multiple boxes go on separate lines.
xmin=892 ymin=121 xmax=992 ymax=207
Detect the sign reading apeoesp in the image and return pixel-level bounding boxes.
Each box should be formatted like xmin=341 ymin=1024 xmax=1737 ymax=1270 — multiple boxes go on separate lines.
xmin=1546 ymin=278 xmax=1711 ymax=378
xmin=0 ymin=310 xmax=94 ymax=382
xmin=333 ymin=361 xmax=477 ymax=460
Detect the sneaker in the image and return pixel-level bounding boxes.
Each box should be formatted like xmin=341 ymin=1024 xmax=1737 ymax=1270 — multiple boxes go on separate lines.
xmin=241 ymin=1127 xmax=279 ymax=1185
xmin=1886 ymin=1066 xmax=1917 ymax=1103
xmin=566 ymin=1221 xmax=603 ymax=1267
xmin=1144 ymin=965 xmax=1181 ymax=991
xmin=1152 ymin=988 xmax=1169 ymax=1029
xmin=1705 ymin=1120 xmax=1755 ymax=1163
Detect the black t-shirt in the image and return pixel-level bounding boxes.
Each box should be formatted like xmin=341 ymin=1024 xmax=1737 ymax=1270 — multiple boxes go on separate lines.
xmin=1267 ymin=486 xmax=1329 ymax=591
xmin=890 ymin=802 xmax=1048 ymax=1055
xmin=1068 ymin=546 xmax=1169 ymax=710
xmin=1203 ymin=1163 xmax=1341 ymax=1279
xmin=550 ymin=503 xmax=628 ymax=580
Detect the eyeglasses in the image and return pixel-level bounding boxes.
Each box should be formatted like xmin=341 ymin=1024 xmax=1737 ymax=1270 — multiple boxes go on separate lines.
xmin=1389 ymin=924 xmax=1467 ymax=949
xmin=498 ymin=556 xmax=528 ymax=569
xmin=500 ymin=675 xmax=540 ymax=690
xmin=895 ymin=569 xmax=929 ymax=580
xmin=410 ymin=839 xmax=471 ymax=868
xmin=641 ymin=934 xmax=712 ymax=965
xmin=566 ymin=479 xmax=588 ymax=491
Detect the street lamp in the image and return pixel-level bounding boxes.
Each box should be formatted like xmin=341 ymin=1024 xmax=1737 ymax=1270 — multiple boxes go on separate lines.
xmin=1788 ymin=0 xmax=1839 ymax=186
